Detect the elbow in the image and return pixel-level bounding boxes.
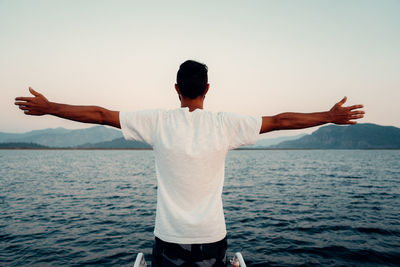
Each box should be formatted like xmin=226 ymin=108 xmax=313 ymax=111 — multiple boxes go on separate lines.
xmin=260 ymin=115 xmax=281 ymax=133
xmin=266 ymin=116 xmax=281 ymax=132
xmin=97 ymin=107 xmax=120 ymax=128
xmin=267 ymin=114 xmax=292 ymax=131
xmin=275 ymin=114 xmax=292 ymax=129
xmin=93 ymin=106 xmax=107 ymax=125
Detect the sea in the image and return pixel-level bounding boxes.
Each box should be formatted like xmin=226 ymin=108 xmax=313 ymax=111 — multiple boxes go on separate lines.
xmin=1 ymin=149 xmax=399 ymax=266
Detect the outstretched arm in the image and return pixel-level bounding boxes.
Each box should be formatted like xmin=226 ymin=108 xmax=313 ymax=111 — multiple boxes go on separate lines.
xmin=15 ymin=87 xmax=121 ymax=129
xmin=260 ymin=97 xmax=364 ymax=134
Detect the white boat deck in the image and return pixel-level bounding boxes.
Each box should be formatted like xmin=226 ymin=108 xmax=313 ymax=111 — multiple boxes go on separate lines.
xmin=133 ymin=252 xmax=247 ymax=267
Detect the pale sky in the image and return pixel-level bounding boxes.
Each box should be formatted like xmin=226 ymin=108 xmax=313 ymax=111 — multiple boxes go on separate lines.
xmin=1 ymin=0 xmax=399 ymax=136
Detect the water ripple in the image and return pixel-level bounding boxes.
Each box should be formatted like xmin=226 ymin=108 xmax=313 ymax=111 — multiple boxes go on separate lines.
xmin=1 ymin=150 xmax=399 ymax=266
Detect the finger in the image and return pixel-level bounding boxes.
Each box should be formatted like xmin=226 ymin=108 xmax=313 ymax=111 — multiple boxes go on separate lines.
xmin=24 ymin=110 xmax=42 ymax=116
xmin=337 ymin=96 xmax=347 ymax=106
xmin=15 ymin=100 xmax=32 ymax=104
xmin=350 ymin=114 xmax=364 ymax=119
xmin=350 ymin=110 xmax=365 ymax=115
xmin=15 ymin=97 xmax=34 ymax=102
xmin=29 ymin=87 xmax=42 ymax=97
xmin=23 ymin=110 xmax=36 ymax=115
xmin=15 ymin=102 xmax=32 ymax=107
xmin=347 ymin=104 xmax=364 ymax=110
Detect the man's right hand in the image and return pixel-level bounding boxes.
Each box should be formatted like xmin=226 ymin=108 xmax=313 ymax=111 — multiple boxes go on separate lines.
xmin=15 ymin=87 xmax=51 ymax=116
xmin=260 ymin=97 xmax=365 ymax=134
xmin=15 ymin=87 xmax=121 ymax=129
xmin=328 ymin=97 xmax=364 ymax=125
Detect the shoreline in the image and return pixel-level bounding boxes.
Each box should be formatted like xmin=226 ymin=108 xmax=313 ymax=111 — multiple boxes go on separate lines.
xmin=1 ymin=147 xmax=399 ymax=150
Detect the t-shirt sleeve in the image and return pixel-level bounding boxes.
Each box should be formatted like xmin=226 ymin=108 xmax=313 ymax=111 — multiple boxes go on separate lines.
xmin=119 ymin=110 xmax=161 ymax=145
xmin=221 ymin=112 xmax=262 ymax=150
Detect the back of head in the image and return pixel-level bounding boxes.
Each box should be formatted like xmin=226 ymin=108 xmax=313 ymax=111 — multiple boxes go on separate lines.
xmin=177 ymin=60 xmax=208 ymax=99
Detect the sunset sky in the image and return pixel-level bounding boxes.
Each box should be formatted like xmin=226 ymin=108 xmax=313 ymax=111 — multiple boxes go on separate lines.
xmin=1 ymin=0 xmax=399 ymax=137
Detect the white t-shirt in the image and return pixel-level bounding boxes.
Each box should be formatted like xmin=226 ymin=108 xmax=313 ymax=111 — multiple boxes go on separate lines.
xmin=120 ymin=108 xmax=261 ymax=244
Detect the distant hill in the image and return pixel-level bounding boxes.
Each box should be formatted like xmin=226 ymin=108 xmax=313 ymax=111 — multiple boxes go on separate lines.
xmin=1 ymin=123 xmax=399 ymax=149
xmin=0 ymin=127 xmax=70 ymax=142
xmin=273 ymin=123 xmax=400 ymax=149
xmin=0 ymin=126 xmax=122 ymax=147
xmin=0 ymin=142 xmax=48 ymax=149
xmin=254 ymin=134 xmax=307 ymax=147
xmin=78 ymin=137 xmax=151 ymax=149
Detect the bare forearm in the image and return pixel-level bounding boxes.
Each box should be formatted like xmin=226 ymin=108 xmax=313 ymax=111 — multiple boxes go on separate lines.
xmin=260 ymin=97 xmax=364 ymax=134
xmin=274 ymin=111 xmax=330 ymax=129
xmin=261 ymin=112 xmax=330 ymax=133
xmin=15 ymin=88 xmax=120 ymax=128
xmin=48 ymin=102 xmax=109 ymax=125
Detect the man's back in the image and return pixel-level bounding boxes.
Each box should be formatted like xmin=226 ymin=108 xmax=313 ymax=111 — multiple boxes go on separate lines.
xmin=120 ymin=107 xmax=261 ymax=244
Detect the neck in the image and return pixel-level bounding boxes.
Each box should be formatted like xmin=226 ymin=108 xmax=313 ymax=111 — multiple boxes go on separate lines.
xmin=180 ymin=96 xmax=204 ymax=112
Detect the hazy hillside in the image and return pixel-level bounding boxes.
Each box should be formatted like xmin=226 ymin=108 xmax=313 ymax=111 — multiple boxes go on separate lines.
xmin=255 ymin=134 xmax=307 ymax=147
xmin=0 ymin=126 xmax=122 ymax=147
xmin=78 ymin=137 xmax=151 ymax=149
xmin=0 ymin=142 xmax=48 ymax=149
xmin=273 ymin=123 xmax=400 ymax=149
xmin=0 ymin=127 xmax=70 ymax=142
xmin=1 ymin=123 xmax=399 ymax=149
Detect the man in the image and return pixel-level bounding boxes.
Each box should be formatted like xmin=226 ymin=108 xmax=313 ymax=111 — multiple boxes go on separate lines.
xmin=15 ymin=60 xmax=364 ymax=266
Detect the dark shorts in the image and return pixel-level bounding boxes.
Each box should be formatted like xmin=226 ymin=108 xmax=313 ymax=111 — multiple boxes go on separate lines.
xmin=151 ymin=236 xmax=228 ymax=267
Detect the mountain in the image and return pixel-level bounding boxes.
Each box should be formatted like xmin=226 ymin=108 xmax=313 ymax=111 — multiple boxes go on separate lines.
xmin=254 ymin=134 xmax=307 ymax=147
xmin=273 ymin=123 xmax=400 ymax=149
xmin=0 ymin=126 xmax=122 ymax=147
xmin=78 ymin=137 xmax=151 ymax=149
xmin=0 ymin=142 xmax=48 ymax=149
xmin=1 ymin=123 xmax=399 ymax=149
xmin=83 ymin=135 xmax=307 ymax=149
xmin=0 ymin=127 xmax=71 ymax=142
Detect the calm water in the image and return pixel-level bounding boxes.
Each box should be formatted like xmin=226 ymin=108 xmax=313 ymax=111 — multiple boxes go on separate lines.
xmin=1 ymin=150 xmax=399 ymax=266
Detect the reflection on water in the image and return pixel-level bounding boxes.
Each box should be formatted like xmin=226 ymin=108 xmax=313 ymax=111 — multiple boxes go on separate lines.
xmin=1 ymin=150 xmax=399 ymax=266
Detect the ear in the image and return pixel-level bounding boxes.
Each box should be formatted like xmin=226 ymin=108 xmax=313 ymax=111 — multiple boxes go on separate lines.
xmin=175 ymin=84 xmax=181 ymax=95
xmin=203 ymin=84 xmax=210 ymax=96
xmin=175 ymin=84 xmax=182 ymax=101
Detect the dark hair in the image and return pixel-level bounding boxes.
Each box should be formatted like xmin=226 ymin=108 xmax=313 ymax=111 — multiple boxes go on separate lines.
xmin=176 ymin=60 xmax=208 ymax=99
